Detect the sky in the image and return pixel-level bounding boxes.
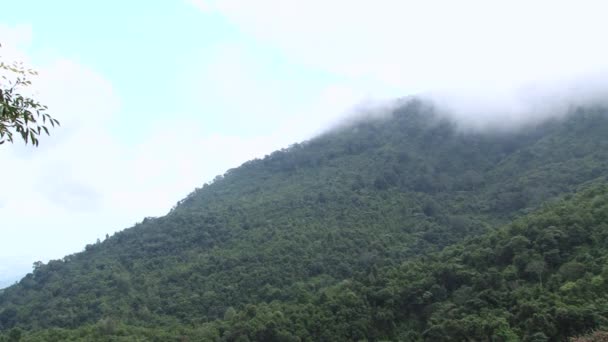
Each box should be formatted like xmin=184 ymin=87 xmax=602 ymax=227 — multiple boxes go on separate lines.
xmin=2 ymin=0 xmax=608 ymax=287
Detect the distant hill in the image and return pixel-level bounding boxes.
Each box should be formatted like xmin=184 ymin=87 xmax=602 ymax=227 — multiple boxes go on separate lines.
xmin=2 ymin=100 xmax=608 ymax=341
xmin=0 ymin=258 xmax=35 ymax=290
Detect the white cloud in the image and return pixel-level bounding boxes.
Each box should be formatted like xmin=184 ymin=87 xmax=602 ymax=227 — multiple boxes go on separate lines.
xmin=0 ymin=24 xmax=32 ymax=60
xmin=0 ymin=34 xmax=124 ymax=274
xmin=189 ymin=0 xmax=608 ymax=106
xmin=174 ymin=42 xmax=382 ymax=141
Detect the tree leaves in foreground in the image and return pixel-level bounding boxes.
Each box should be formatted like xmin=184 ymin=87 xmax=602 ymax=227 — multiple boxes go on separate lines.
xmin=0 ymin=44 xmax=59 ymax=146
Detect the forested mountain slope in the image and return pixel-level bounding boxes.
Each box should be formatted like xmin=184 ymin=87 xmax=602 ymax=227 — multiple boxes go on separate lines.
xmin=2 ymin=100 xmax=608 ymax=341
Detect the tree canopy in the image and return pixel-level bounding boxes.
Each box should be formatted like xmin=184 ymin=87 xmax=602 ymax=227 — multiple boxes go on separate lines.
xmin=2 ymin=101 xmax=608 ymax=341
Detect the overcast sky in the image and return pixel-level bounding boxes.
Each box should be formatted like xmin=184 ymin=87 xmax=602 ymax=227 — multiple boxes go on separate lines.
xmin=2 ymin=0 xmax=608 ymax=287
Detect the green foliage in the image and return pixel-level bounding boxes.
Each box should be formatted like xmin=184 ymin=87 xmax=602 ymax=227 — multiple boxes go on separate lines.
xmin=0 ymin=44 xmax=59 ymax=146
xmin=2 ymin=101 xmax=608 ymax=340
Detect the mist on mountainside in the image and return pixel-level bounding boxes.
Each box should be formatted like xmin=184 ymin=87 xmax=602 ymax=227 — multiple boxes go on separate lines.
xmin=427 ymin=72 xmax=608 ymax=131
xmin=328 ymin=72 xmax=608 ymax=136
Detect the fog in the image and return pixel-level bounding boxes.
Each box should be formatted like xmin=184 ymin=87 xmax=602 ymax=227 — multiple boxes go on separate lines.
xmin=195 ymin=0 xmax=608 ymax=134
xmin=424 ymin=71 xmax=608 ymax=131
xmin=328 ymin=71 xmax=608 ymax=136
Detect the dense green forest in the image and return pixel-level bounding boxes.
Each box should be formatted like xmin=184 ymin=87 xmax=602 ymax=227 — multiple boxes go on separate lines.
xmin=2 ymin=100 xmax=608 ymax=341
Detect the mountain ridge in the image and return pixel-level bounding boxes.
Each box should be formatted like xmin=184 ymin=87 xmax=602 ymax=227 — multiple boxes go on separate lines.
xmin=2 ymin=99 xmax=608 ymax=340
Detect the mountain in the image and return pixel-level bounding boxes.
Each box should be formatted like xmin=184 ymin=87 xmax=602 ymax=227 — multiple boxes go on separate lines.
xmin=0 ymin=258 xmax=36 ymax=290
xmin=1 ymin=100 xmax=608 ymax=341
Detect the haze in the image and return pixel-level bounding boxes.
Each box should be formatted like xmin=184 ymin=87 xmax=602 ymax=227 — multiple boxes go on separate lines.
xmin=2 ymin=0 xmax=608 ymax=287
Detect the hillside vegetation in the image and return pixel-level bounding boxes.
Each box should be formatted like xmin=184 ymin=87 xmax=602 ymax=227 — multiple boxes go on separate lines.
xmin=1 ymin=101 xmax=608 ymax=341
